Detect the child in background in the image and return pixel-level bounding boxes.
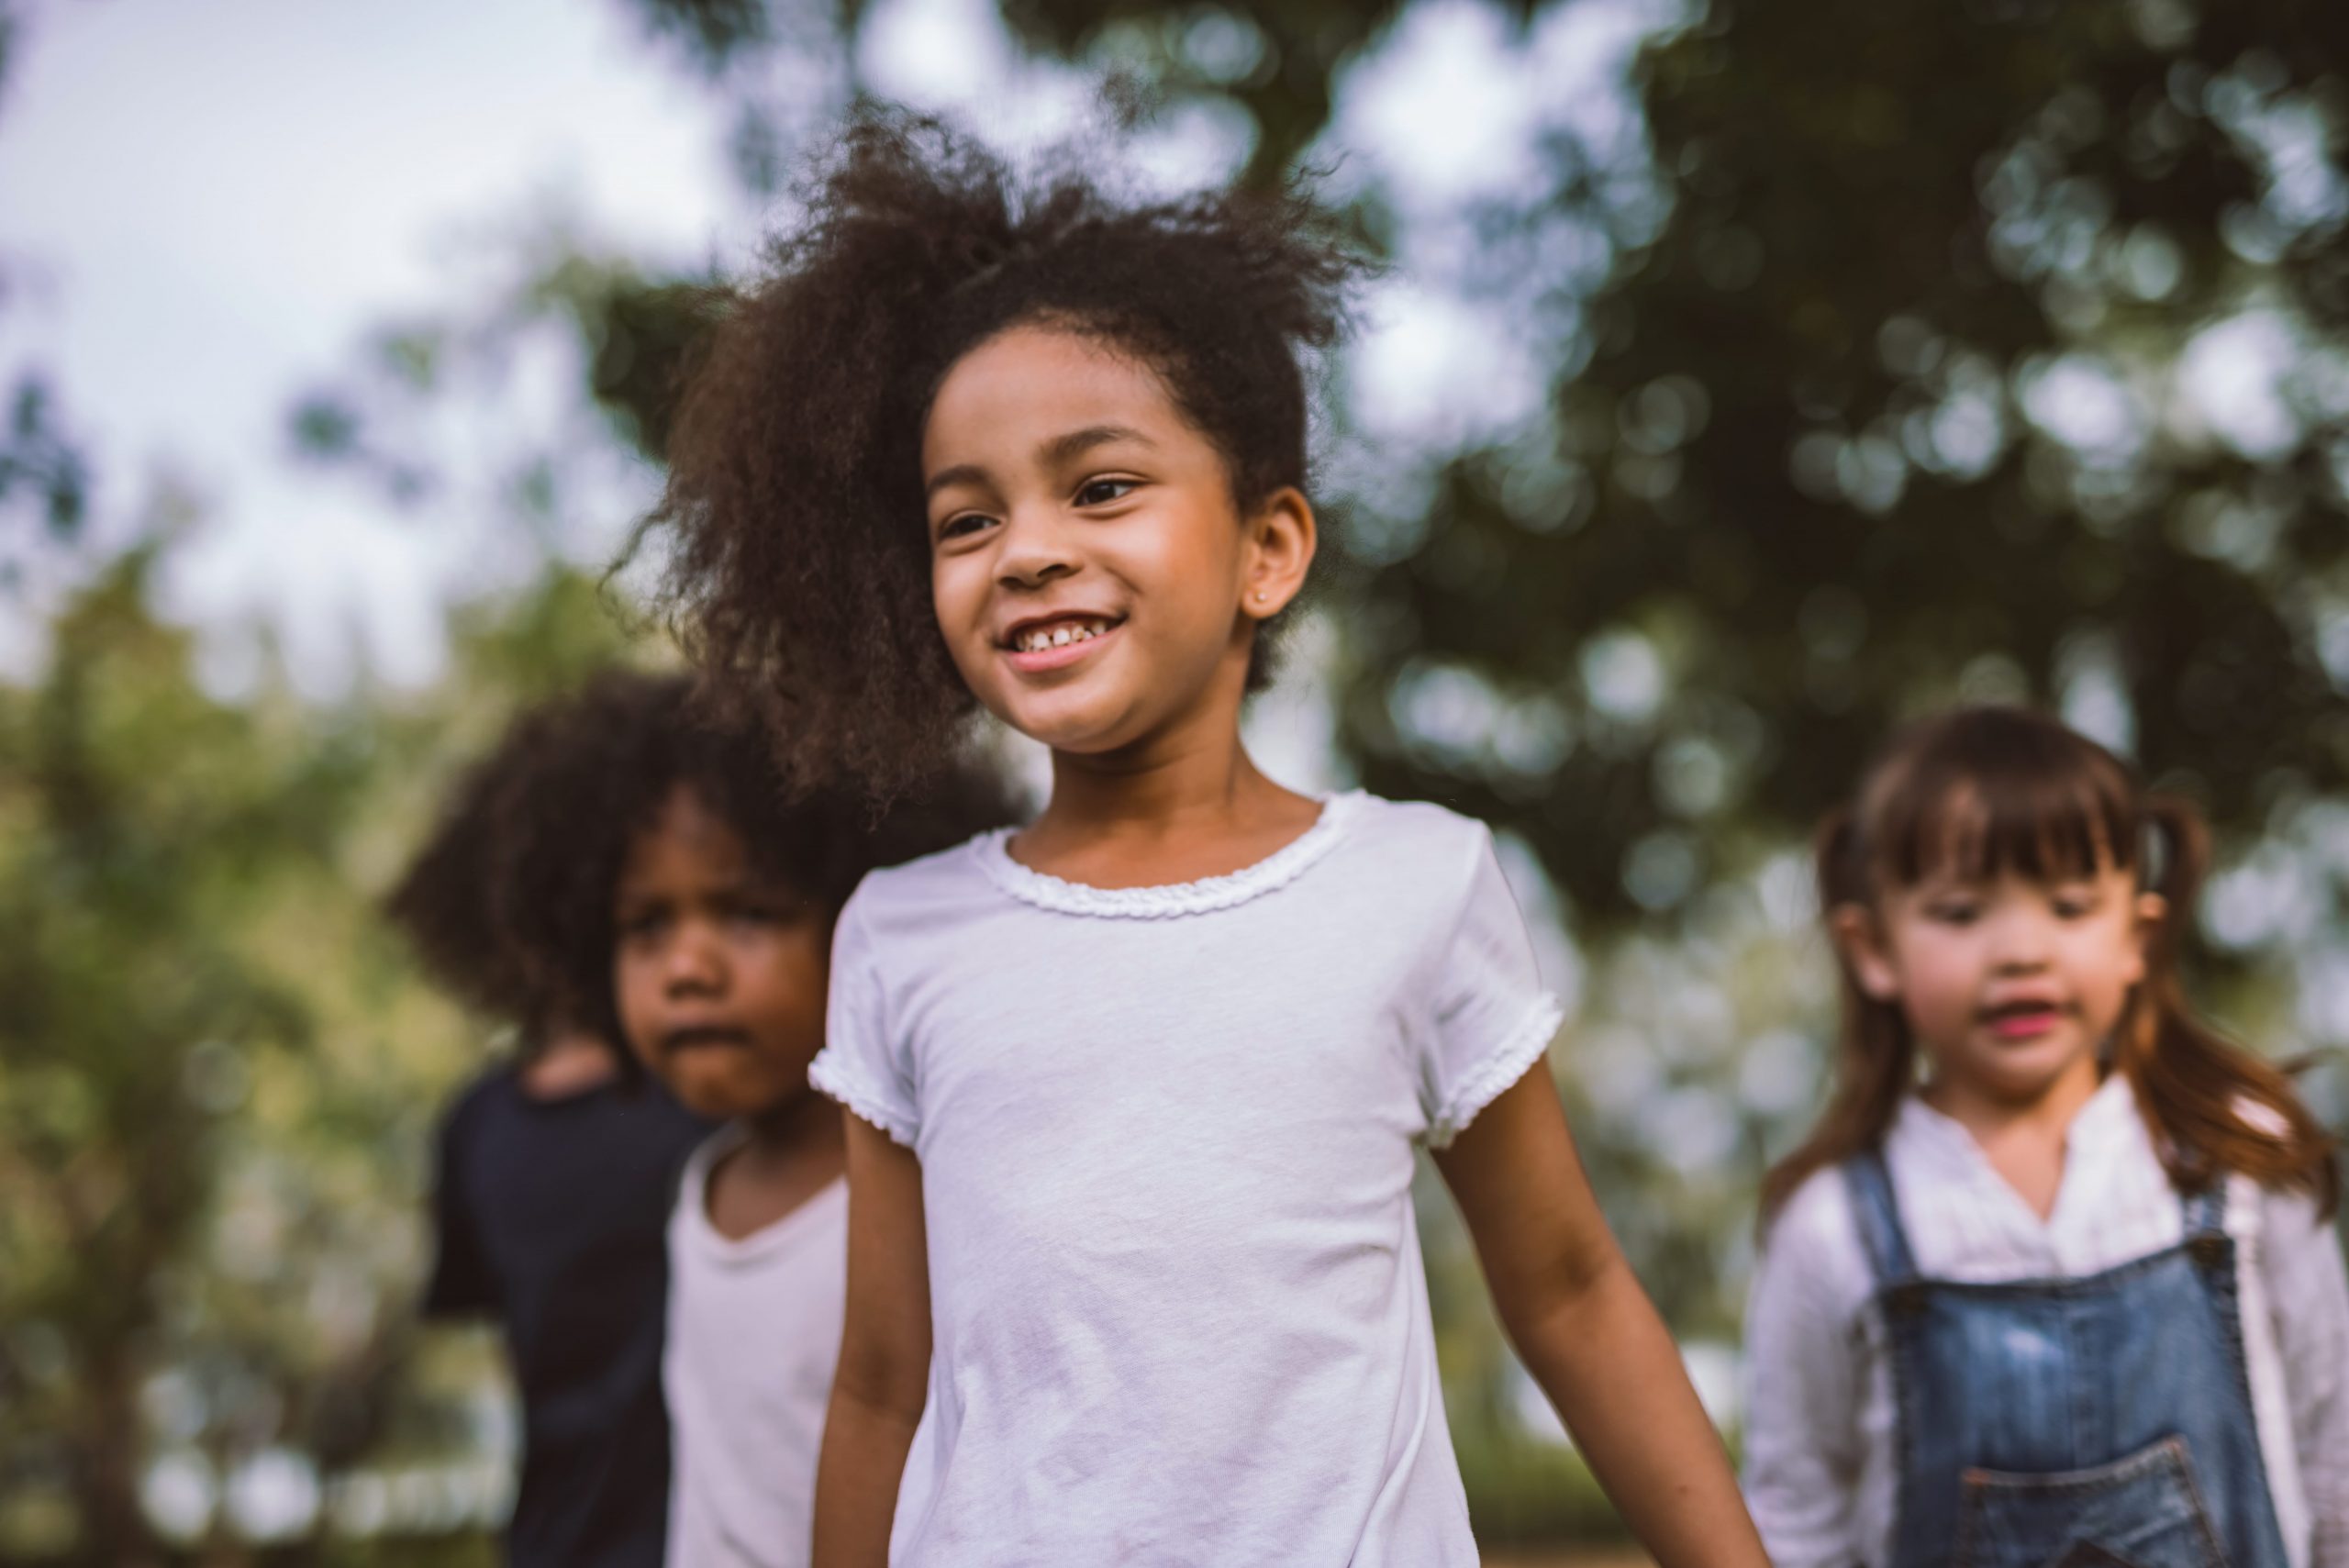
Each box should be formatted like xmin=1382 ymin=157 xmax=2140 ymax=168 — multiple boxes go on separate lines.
xmin=647 ymin=114 xmax=1767 ymax=1567
xmin=524 ymin=673 xmax=1016 ymax=1568
xmin=390 ymin=676 xmax=709 ymax=1568
xmin=1742 ymin=706 xmax=2348 ymax=1568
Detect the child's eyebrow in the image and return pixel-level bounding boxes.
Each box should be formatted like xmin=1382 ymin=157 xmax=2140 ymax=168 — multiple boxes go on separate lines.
xmin=924 ymin=425 xmax=1156 ymax=501
xmin=925 ymin=462 xmax=989 ymax=501
xmin=1038 ymin=423 xmax=1155 ymax=468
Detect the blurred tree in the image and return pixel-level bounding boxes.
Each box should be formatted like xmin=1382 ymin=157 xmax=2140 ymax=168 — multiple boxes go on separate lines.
xmin=1 ymin=3 xmax=88 ymax=586
xmin=990 ymin=0 xmax=1438 ymax=187
xmin=1341 ymin=0 xmax=2349 ymax=919
xmin=0 ymin=538 xmax=653 ymax=1562
xmin=614 ymin=0 xmax=773 ymax=73
xmin=0 ymin=544 xmax=367 ymax=1564
xmin=0 ymin=376 xmax=87 ymax=584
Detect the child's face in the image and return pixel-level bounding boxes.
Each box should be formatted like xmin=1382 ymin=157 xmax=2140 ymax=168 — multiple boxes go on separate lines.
xmin=1836 ymin=859 xmax=2164 ymax=1110
xmin=921 ymin=323 xmax=1313 ymax=755
xmin=611 ymin=786 xmax=831 ymax=1123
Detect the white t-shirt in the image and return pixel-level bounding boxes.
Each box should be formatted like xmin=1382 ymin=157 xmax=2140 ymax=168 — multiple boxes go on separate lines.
xmin=662 ymin=1126 xmax=848 ymax=1568
xmin=808 ymin=791 xmax=1563 ymax=1567
xmin=1742 ymin=1075 xmax=2349 ymax=1568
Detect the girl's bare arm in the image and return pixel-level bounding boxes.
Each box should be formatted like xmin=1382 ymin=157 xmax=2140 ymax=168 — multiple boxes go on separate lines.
xmin=1433 ymin=1065 xmax=1769 ymax=1568
xmin=811 ymin=1116 xmax=931 ymax=1568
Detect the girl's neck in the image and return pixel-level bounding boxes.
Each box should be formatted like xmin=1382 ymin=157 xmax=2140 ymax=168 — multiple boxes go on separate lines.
xmin=1018 ymin=737 xmax=1321 ymax=888
xmin=1921 ymin=1053 xmax=2106 ymax=1221
xmin=745 ymin=1087 xmax=846 ymax=1162
xmin=706 ymin=1093 xmax=846 ymax=1243
xmin=1045 ymin=728 xmax=1270 ymax=828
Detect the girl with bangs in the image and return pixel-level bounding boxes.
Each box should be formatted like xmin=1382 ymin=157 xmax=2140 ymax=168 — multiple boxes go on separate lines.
xmin=1742 ymin=705 xmax=2348 ymax=1568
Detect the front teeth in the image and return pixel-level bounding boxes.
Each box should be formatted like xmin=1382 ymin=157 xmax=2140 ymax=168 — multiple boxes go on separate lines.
xmin=1018 ymin=620 xmax=1112 ymax=652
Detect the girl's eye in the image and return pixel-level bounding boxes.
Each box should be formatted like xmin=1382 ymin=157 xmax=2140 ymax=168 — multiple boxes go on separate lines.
xmin=617 ymin=908 xmax=669 ymax=940
xmin=2053 ymin=891 xmax=2100 ymax=919
xmin=1075 ymin=477 xmax=1137 ymax=507
xmin=1925 ymin=901 xmax=1980 ymax=927
xmin=937 ymin=512 xmax=994 ymax=542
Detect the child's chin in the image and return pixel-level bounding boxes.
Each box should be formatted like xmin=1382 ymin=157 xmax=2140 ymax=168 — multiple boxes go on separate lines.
xmin=1007 ymin=698 xmax=1143 ymax=755
xmin=1976 ymin=1045 xmax=2094 ymax=1103
xmin=663 ymin=1069 xmax=763 ymax=1123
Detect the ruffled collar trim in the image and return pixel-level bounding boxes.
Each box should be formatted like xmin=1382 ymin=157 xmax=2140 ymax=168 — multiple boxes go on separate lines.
xmin=973 ymin=791 xmax=1362 ymax=919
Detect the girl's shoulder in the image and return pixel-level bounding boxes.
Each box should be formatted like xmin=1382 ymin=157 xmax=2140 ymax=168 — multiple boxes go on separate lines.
xmin=839 ymin=829 xmax=1002 ymax=924
xmin=1761 ymin=1160 xmax=1867 ymax=1267
xmin=2232 ymin=1162 xmax=2335 ymax=1251
xmin=826 ymin=834 xmax=1008 ymax=988
xmin=1343 ymin=790 xmax=1486 ymax=842
xmin=1753 ymin=1162 xmax=1878 ymax=1323
xmin=2205 ymin=1094 xmax=2333 ymax=1243
xmin=1337 ymin=792 xmax=1505 ymax=882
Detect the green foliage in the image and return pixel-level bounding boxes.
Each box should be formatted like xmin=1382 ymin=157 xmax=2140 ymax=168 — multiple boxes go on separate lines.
xmin=614 ymin=0 xmax=774 ymax=74
xmin=1342 ymin=0 xmax=2349 ymax=916
xmin=987 ymin=0 xmax=1540 ymax=188
xmin=535 ymin=263 xmax=727 ymax=467
xmin=0 ymin=550 xmax=654 ymax=1562
xmin=1455 ymin=1436 xmax=1634 ymax=1550
xmin=1 ymin=377 xmax=91 ymax=584
xmin=1 ymin=548 xmax=362 ymax=1562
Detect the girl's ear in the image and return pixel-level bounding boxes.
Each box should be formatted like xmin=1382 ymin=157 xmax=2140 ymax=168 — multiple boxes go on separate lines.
xmin=1241 ymin=486 xmax=1316 ymax=619
xmin=1830 ymin=902 xmax=1902 ymax=1002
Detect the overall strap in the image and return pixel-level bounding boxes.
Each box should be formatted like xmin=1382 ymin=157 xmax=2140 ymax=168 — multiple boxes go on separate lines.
xmin=2181 ymin=1176 xmax=2228 ymax=1240
xmin=1841 ymin=1150 xmax=1919 ymax=1286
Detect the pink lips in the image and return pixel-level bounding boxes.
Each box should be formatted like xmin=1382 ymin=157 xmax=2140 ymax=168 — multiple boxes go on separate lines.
xmin=1985 ymin=1004 xmax=2063 ymax=1041
xmin=1005 ymin=621 xmax=1120 ymax=675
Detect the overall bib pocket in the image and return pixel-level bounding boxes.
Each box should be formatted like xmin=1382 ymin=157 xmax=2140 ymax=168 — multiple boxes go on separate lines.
xmin=1952 ymin=1435 xmax=2230 ymax=1568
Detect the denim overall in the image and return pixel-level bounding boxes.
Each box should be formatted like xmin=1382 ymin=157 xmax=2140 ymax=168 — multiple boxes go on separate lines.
xmin=1842 ymin=1152 xmax=2289 ymax=1568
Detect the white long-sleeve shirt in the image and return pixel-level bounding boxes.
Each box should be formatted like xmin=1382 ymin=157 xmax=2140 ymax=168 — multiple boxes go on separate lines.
xmin=1742 ymin=1074 xmax=2349 ymax=1568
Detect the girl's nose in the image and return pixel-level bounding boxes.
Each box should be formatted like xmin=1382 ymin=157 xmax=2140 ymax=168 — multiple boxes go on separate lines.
xmin=994 ymin=506 xmax=1081 ymax=589
xmin=662 ymin=922 xmax=728 ymax=994
xmin=1985 ymin=906 xmax=2054 ymax=971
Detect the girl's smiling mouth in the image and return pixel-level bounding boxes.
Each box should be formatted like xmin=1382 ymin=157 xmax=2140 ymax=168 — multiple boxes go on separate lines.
xmin=1002 ymin=614 xmax=1125 ymax=673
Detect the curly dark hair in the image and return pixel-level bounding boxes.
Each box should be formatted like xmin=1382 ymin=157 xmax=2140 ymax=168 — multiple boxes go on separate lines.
xmin=385 ymin=734 xmax=547 ymax=1034
xmin=640 ymin=109 xmax=1366 ymax=801
xmin=385 ymin=667 xmax=1023 ymax=1051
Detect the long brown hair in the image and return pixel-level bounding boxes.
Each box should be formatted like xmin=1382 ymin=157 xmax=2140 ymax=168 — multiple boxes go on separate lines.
xmin=1760 ymin=706 xmax=2338 ymax=1228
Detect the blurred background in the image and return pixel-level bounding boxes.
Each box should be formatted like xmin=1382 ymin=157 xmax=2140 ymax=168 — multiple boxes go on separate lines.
xmin=5 ymin=0 xmax=2348 ymax=1560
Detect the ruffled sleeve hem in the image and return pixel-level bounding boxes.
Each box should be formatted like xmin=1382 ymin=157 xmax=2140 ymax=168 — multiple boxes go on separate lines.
xmin=807 ymin=1051 xmax=918 ymax=1150
xmin=1423 ymin=992 xmax=1564 ymax=1150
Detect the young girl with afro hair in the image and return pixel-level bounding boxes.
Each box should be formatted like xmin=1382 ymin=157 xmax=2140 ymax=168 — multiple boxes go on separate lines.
xmin=390 ymin=673 xmax=711 ymax=1568
xmin=399 ymin=667 xmax=1019 ymax=1568
xmin=648 ymin=113 xmax=1768 ymax=1567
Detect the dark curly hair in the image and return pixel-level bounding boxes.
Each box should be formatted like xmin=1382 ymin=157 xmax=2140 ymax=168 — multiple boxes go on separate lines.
xmin=386 ymin=733 xmax=549 ymax=1036
xmin=641 ymin=110 xmax=1366 ymax=801
xmin=385 ymin=667 xmax=1023 ymax=1051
